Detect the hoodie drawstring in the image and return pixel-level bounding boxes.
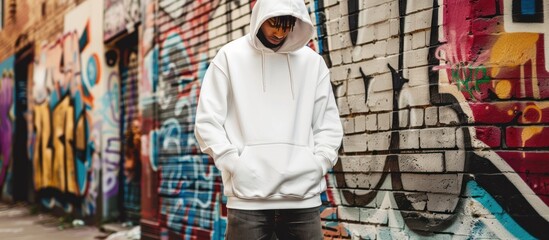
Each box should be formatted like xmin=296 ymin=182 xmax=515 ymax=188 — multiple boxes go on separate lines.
xmin=261 ymin=51 xmax=266 ymax=92
xmin=286 ymin=54 xmax=295 ymax=100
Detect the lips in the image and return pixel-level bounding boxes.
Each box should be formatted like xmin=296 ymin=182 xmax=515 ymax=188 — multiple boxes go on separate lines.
xmin=270 ymin=37 xmax=283 ymax=44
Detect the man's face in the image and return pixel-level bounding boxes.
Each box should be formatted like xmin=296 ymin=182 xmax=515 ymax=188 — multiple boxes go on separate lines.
xmin=260 ymin=18 xmax=291 ymax=46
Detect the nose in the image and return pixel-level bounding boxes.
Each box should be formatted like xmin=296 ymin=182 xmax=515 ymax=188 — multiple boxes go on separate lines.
xmin=274 ymin=28 xmax=288 ymax=38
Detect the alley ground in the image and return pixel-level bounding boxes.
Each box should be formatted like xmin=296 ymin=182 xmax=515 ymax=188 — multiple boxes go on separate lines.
xmin=0 ymin=202 xmax=137 ymax=240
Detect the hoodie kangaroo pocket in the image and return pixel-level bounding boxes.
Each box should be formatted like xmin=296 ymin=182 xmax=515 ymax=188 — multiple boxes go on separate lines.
xmin=231 ymin=143 xmax=324 ymax=199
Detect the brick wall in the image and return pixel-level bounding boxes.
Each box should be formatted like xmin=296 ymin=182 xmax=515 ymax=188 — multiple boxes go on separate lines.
xmin=0 ymin=0 xmax=547 ymax=239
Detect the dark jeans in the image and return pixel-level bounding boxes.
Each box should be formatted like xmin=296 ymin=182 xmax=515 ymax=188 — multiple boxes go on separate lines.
xmin=226 ymin=207 xmax=323 ymax=240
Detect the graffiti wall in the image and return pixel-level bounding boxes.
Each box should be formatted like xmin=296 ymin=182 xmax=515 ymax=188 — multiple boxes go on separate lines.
xmin=155 ymin=0 xmax=224 ymax=238
xmin=328 ymin=0 xmax=548 ymax=238
xmin=1 ymin=0 xmax=547 ymax=239
xmin=139 ymin=0 xmax=161 ymax=237
xmin=30 ymin=0 xmax=115 ymax=219
xmin=0 ymin=56 xmax=15 ymax=201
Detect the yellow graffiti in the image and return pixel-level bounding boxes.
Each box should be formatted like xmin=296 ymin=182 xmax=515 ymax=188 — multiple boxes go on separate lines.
xmin=33 ymin=97 xmax=83 ymax=195
xmin=522 ymin=126 xmax=543 ymax=147
xmin=52 ymin=97 xmax=78 ymax=194
xmin=490 ymin=33 xmax=538 ymax=77
xmin=33 ymin=103 xmax=52 ymax=190
xmin=494 ymin=80 xmax=512 ymax=99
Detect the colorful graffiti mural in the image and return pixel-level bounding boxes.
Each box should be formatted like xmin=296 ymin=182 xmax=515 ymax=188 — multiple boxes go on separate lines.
xmin=139 ymin=0 xmax=162 ymax=237
xmin=0 ymin=56 xmax=15 ymax=201
xmin=32 ymin=30 xmax=93 ymax=213
xmin=326 ymin=0 xmax=548 ymax=238
xmin=0 ymin=0 xmax=547 ymax=239
xmin=30 ymin=0 xmax=116 ymax=219
xmin=156 ymin=0 xmax=225 ymax=238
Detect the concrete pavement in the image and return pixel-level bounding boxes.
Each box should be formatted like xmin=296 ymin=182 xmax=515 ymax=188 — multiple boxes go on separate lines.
xmin=0 ymin=202 xmax=109 ymax=240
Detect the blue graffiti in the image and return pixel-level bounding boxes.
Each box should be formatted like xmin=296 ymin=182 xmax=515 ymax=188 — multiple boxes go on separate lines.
xmin=466 ymin=180 xmax=535 ymax=239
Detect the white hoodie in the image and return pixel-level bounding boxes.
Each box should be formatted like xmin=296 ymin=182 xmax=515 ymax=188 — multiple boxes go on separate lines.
xmin=195 ymin=0 xmax=343 ymax=210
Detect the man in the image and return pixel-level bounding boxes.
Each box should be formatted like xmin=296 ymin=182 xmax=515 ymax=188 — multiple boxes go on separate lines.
xmin=194 ymin=0 xmax=343 ymax=239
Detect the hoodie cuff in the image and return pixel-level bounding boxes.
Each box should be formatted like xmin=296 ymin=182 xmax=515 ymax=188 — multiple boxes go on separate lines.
xmin=216 ymin=151 xmax=239 ymax=174
xmin=315 ymin=154 xmax=333 ymax=176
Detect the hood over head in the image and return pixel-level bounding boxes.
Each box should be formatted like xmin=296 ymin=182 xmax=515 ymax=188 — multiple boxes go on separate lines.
xmin=249 ymin=0 xmax=314 ymax=53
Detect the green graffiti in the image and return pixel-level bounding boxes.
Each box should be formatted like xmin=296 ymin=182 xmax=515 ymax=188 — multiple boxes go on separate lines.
xmin=450 ymin=63 xmax=491 ymax=100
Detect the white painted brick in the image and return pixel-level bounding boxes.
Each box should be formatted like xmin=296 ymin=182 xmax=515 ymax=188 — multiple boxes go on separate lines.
xmin=359 ymin=55 xmax=398 ymax=76
xmin=377 ymin=112 xmax=391 ymax=131
xmin=370 ymin=72 xmax=392 ymax=93
xmin=399 ymin=153 xmax=444 ymax=172
xmin=338 ymin=206 xmax=360 ymax=222
xmin=362 ymin=0 xmax=389 ymax=9
xmin=410 ymin=108 xmax=424 ymax=127
xmin=367 ymin=90 xmax=393 ymax=112
xmin=399 ymin=109 xmax=409 ymax=128
xmin=375 ymin=21 xmax=391 ymax=41
xmin=411 ymin=30 xmax=426 ymax=49
xmin=342 ymin=118 xmax=355 ymax=134
xmin=399 ymin=85 xmax=430 ymax=107
xmin=404 ymin=9 xmax=433 ymax=33
xmin=366 ymin=114 xmax=377 ymax=131
xmin=406 ymin=66 xmax=429 ymax=87
xmin=408 ymin=0 xmax=434 ymax=13
xmin=403 ymin=34 xmax=412 ymax=52
xmin=345 ymin=172 xmax=384 ymax=189
xmin=326 ymin=5 xmax=342 ymax=21
xmin=386 ymin=37 xmax=400 ymax=56
xmin=445 ymin=150 xmax=466 ymax=172
xmin=399 ymin=129 xmax=419 ymax=149
xmin=361 ymin=43 xmax=375 ymax=60
xmin=340 ymin=155 xmax=386 ymax=172
xmin=331 ymin=65 xmax=350 ymax=81
xmin=424 ymin=106 xmax=438 ymax=126
xmin=348 ymin=94 xmax=369 ymax=113
xmin=400 ymin=173 xmax=462 ymax=194
xmin=355 ymin=115 xmax=367 ymax=133
xmin=456 ymin=127 xmax=467 ymax=149
xmin=326 ymin=19 xmax=339 ymax=35
xmin=342 ymin=47 xmax=353 ymax=64
xmin=323 ymin=0 xmax=339 ymax=8
xmin=373 ymin=39 xmax=388 ymax=58
xmin=426 ymin=193 xmax=461 ymax=212
xmin=356 ymin=25 xmax=376 ymax=44
xmin=352 ymin=45 xmax=363 ymax=62
xmin=338 ymin=0 xmax=349 ymax=17
xmin=346 ymin=223 xmax=378 ymax=239
xmin=336 ymin=96 xmax=350 ymax=115
xmin=420 ymin=127 xmax=456 ymax=149
xmin=360 ymin=208 xmax=388 ymax=224
xmin=404 ymin=47 xmax=429 ymax=68
xmin=439 ymin=106 xmax=459 ymax=125
xmin=334 ymin=80 xmax=347 ymax=97
xmin=361 ymin=4 xmax=391 ymax=26
xmin=338 ymin=16 xmax=349 ymax=33
xmin=368 ymin=131 xmax=391 ymax=151
xmin=425 ymin=29 xmax=432 ymax=46
xmin=343 ymin=133 xmax=368 ymax=152
xmin=329 ymin=50 xmax=343 ymax=66
xmin=348 ymin=63 xmax=362 ymax=79
xmin=389 ymin=18 xmax=400 ymax=37
xmin=328 ymin=34 xmax=343 ymax=50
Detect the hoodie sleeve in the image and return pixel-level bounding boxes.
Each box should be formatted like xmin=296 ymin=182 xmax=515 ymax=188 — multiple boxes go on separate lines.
xmin=312 ymin=71 xmax=344 ymax=175
xmin=194 ymin=58 xmax=239 ymax=174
